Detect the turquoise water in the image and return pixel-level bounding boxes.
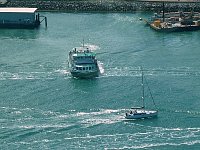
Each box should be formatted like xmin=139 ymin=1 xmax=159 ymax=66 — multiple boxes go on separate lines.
xmin=1 ymin=12 xmax=200 ymax=149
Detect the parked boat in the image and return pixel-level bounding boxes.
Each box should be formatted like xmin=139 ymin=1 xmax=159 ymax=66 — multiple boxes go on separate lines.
xmin=150 ymin=19 xmax=200 ymax=32
xmin=68 ymin=43 xmax=100 ymax=78
xmin=125 ymin=69 xmax=158 ymax=119
xmin=150 ymin=11 xmax=200 ymax=23
xmin=146 ymin=2 xmax=200 ymax=32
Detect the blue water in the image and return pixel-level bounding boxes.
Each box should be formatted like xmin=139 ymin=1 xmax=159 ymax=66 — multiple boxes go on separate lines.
xmin=1 ymin=12 xmax=200 ymax=149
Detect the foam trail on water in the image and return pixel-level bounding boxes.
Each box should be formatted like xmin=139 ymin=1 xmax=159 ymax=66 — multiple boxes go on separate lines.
xmin=84 ymin=43 xmax=100 ymax=51
xmin=0 ymin=70 xmax=71 ymax=80
xmin=98 ymin=61 xmax=104 ymax=74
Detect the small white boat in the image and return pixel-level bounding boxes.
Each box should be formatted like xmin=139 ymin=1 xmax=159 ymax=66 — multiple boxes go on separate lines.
xmin=125 ymin=68 xmax=158 ymax=119
xmin=125 ymin=108 xmax=158 ymax=119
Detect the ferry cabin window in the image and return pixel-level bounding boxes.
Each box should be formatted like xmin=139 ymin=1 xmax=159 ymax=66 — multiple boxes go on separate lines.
xmin=83 ymin=67 xmax=85 ymax=70
xmin=89 ymin=67 xmax=91 ymax=70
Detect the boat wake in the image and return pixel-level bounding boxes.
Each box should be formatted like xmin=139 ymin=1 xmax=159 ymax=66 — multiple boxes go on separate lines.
xmin=102 ymin=66 xmax=200 ymax=78
xmin=82 ymin=43 xmax=100 ymax=51
xmin=97 ymin=61 xmax=104 ymax=74
xmin=77 ymin=109 xmax=125 ymax=127
xmin=1 ymin=106 xmax=200 ymax=149
xmin=0 ymin=107 xmax=125 ymax=130
xmin=112 ymin=14 xmax=142 ymax=24
xmin=1 ymin=66 xmax=199 ymax=81
xmin=0 ymin=70 xmax=71 ymax=80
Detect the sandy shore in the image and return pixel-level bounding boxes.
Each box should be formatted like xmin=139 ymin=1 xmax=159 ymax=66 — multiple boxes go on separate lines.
xmin=4 ymin=0 xmax=200 ymax=12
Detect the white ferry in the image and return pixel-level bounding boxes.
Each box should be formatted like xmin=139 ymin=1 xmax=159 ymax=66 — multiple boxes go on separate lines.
xmin=68 ymin=45 xmax=100 ymax=78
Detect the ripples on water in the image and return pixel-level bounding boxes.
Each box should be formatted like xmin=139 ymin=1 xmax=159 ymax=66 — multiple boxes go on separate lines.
xmin=1 ymin=106 xmax=200 ymax=149
xmin=1 ymin=67 xmax=200 ymax=80
xmin=1 ymin=12 xmax=200 ymax=149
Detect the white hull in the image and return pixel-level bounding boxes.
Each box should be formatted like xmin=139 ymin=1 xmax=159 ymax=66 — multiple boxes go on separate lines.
xmin=69 ymin=62 xmax=100 ymax=78
xmin=125 ymin=110 xmax=158 ymax=119
xmin=70 ymin=69 xmax=99 ymax=78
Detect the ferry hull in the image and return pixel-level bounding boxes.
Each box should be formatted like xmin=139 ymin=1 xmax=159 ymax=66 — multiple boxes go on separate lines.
xmin=150 ymin=24 xmax=200 ymax=32
xmin=68 ymin=44 xmax=100 ymax=79
xmin=70 ymin=71 xmax=99 ymax=79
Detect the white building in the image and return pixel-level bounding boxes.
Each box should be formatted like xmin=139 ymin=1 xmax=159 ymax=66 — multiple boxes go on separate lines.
xmin=0 ymin=8 xmax=40 ymax=28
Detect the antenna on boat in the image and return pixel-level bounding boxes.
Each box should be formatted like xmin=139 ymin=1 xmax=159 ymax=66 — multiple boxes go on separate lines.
xmin=83 ymin=38 xmax=84 ymax=47
xmin=141 ymin=67 xmax=145 ymax=109
xmin=162 ymin=2 xmax=165 ymax=22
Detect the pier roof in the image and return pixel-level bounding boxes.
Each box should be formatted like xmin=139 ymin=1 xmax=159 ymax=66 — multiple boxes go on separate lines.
xmin=0 ymin=8 xmax=37 ymax=13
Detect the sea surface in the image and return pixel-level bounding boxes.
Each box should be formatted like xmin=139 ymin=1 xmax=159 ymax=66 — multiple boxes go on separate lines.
xmin=1 ymin=12 xmax=200 ymax=149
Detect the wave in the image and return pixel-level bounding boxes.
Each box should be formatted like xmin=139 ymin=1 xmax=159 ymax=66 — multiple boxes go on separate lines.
xmin=0 ymin=107 xmax=126 ymax=128
xmin=0 ymin=70 xmax=71 ymax=80
xmin=101 ymin=66 xmax=200 ymax=78
xmin=84 ymin=43 xmax=100 ymax=51
xmin=106 ymin=140 xmax=200 ymax=149
xmin=61 ymin=126 xmax=200 ymax=149
xmin=112 ymin=14 xmax=142 ymax=24
xmin=157 ymin=108 xmax=200 ymax=117
xmin=98 ymin=61 xmax=105 ymax=74
xmin=1 ymin=66 xmax=198 ymax=80
xmin=2 ymin=106 xmax=200 ymax=149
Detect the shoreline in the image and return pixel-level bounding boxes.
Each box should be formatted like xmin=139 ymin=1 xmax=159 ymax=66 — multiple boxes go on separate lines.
xmin=4 ymin=0 xmax=200 ymax=12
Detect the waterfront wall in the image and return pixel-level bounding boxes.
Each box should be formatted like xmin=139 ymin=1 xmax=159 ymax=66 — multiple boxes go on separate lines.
xmin=5 ymin=0 xmax=200 ymax=12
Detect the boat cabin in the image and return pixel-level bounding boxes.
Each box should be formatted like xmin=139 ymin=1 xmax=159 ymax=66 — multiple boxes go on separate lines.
xmin=75 ymin=66 xmax=96 ymax=71
xmin=70 ymin=47 xmax=96 ymax=64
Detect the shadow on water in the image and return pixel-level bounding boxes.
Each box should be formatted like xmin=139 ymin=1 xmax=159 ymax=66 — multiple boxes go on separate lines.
xmin=123 ymin=116 xmax=159 ymax=129
xmin=0 ymin=28 xmax=40 ymax=39
xmin=69 ymin=76 xmax=99 ymax=88
xmin=124 ymin=116 xmax=158 ymax=123
xmin=66 ymin=75 xmax=101 ymax=95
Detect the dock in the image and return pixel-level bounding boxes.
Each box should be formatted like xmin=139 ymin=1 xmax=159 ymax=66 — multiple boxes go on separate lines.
xmin=0 ymin=7 xmax=47 ymax=29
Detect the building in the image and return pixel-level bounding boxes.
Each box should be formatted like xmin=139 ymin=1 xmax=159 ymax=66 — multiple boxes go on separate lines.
xmin=0 ymin=8 xmax=41 ymax=29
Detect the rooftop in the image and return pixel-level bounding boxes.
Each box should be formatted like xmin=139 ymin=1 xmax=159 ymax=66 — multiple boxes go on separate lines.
xmin=72 ymin=52 xmax=96 ymax=57
xmin=0 ymin=8 xmax=38 ymax=13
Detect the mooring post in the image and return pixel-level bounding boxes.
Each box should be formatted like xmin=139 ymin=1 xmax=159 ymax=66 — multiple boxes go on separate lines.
xmin=45 ymin=17 xmax=47 ymax=28
xmin=162 ymin=2 xmax=165 ymax=22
